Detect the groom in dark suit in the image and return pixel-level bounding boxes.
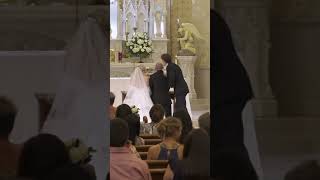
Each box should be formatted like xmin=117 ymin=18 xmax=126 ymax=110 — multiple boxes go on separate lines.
xmin=161 ymin=54 xmax=189 ymax=112
xmin=149 ymin=63 xmax=172 ymax=117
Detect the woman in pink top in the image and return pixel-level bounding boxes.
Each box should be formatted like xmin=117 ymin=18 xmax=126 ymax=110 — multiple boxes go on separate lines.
xmin=110 ymin=118 xmax=151 ymax=180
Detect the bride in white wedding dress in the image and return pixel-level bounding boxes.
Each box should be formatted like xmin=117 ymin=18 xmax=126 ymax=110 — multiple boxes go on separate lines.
xmin=41 ymin=13 xmax=108 ymax=180
xmin=123 ymin=66 xmax=154 ymax=122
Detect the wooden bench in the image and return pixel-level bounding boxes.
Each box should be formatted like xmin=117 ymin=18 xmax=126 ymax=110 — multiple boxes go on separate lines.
xmin=144 ymin=139 xmax=162 ymax=145
xmin=150 ymin=169 xmax=166 ymax=180
xmin=139 ymin=152 xmax=148 ymax=160
xmin=140 ymin=134 xmax=160 ymax=139
xmin=146 ymin=160 xmax=168 ymax=169
xmin=136 ymin=145 xmax=152 ymax=152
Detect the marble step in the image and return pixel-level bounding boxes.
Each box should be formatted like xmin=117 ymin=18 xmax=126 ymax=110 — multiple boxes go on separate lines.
xmin=190 ymin=98 xmax=210 ymax=110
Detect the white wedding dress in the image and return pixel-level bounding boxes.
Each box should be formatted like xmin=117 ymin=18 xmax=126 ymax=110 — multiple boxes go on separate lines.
xmin=123 ymin=67 xmax=154 ymax=122
xmin=41 ymin=17 xmax=109 ymax=180
xmin=243 ymin=100 xmax=264 ymax=179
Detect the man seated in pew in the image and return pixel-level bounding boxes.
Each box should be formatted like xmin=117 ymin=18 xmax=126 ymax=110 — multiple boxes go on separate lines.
xmin=147 ymin=117 xmax=184 ymax=161
xmin=110 ymin=118 xmax=151 ymax=180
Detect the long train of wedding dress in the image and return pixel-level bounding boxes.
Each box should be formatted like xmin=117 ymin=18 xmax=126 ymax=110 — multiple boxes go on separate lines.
xmin=243 ymin=100 xmax=264 ymax=179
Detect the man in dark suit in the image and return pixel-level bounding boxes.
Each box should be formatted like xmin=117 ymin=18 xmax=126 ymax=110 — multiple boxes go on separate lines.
xmin=161 ymin=53 xmax=189 ymax=112
xmin=149 ymin=63 xmax=172 ymax=117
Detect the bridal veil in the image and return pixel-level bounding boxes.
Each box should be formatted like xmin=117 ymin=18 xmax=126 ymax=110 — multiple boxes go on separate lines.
xmin=41 ymin=12 xmax=109 ymax=180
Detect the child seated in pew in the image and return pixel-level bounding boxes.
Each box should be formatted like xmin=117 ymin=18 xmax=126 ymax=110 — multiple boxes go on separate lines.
xmin=110 ymin=118 xmax=151 ymax=180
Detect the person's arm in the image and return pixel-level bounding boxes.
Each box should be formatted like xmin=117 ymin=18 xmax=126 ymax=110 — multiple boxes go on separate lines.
xmin=147 ymin=145 xmax=159 ymax=160
xmin=163 ymin=165 xmax=174 ymax=180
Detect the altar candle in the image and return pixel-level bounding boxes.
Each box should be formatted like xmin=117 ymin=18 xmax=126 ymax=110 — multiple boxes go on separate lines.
xmin=115 ymin=51 xmax=119 ymax=63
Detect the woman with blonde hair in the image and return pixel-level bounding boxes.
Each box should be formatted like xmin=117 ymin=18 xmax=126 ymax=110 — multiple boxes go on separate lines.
xmin=147 ymin=117 xmax=184 ymax=161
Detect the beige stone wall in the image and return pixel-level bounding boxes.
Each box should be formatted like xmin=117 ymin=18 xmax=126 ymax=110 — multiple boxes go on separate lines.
xmin=169 ymin=0 xmax=192 ymax=58
xmin=191 ymin=0 xmax=210 ymax=66
xmin=191 ymin=0 xmax=210 ymax=99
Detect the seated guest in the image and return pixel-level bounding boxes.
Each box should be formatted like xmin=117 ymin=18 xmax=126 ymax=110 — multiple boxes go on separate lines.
xmin=109 ymin=92 xmax=116 ymax=120
xmin=147 ymin=117 xmax=183 ymax=161
xmin=110 ymin=118 xmax=151 ymax=180
xmin=285 ymin=160 xmax=320 ymax=180
xmin=198 ymin=112 xmax=210 ymax=135
xmin=18 ymin=134 xmax=71 ymax=180
xmin=173 ymin=109 xmax=193 ymax=144
xmin=44 ymin=164 xmax=94 ymax=180
xmin=164 ymin=129 xmax=210 ymax=180
xmin=141 ymin=104 xmax=165 ymax=135
xmin=116 ymin=104 xmax=143 ymax=145
xmin=0 ymin=96 xmax=21 ymax=177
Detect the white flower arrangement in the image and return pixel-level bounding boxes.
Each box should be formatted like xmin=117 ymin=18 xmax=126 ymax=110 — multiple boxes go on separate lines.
xmin=65 ymin=138 xmax=96 ymax=165
xmin=131 ymin=105 xmax=140 ymax=114
xmin=126 ymin=32 xmax=153 ymax=59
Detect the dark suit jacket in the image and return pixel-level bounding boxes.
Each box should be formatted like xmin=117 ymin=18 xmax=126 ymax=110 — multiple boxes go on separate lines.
xmin=149 ymin=70 xmax=171 ymax=106
xmin=166 ymin=62 xmax=189 ymax=96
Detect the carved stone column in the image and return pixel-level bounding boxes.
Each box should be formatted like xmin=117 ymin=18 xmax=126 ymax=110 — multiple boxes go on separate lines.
xmin=177 ymin=56 xmax=197 ymax=99
xmin=217 ymin=0 xmax=277 ymax=117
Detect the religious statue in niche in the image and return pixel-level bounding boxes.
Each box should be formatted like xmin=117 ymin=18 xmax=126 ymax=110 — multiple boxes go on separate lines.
xmin=176 ymin=21 xmax=208 ymax=66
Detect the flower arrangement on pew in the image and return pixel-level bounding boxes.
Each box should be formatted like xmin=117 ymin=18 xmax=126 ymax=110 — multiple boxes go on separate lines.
xmin=65 ymin=138 xmax=96 ymax=165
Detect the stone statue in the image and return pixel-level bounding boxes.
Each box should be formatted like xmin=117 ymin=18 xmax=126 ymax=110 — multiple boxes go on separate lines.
xmin=176 ymin=22 xmax=209 ymax=66
xmin=177 ymin=22 xmax=203 ymax=56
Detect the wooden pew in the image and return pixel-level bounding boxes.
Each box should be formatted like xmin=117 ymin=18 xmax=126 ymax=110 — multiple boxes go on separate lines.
xmin=140 ymin=134 xmax=160 ymax=139
xmin=136 ymin=145 xmax=152 ymax=152
xmin=144 ymin=139 xmax=162 ymax=145
xmin=139 ymin=152 xmax=148 ymax=160
xmin=146 ymin=160 xmax=168 ymax=169
xmin=150 ymin=169 xmax=166 ymax=180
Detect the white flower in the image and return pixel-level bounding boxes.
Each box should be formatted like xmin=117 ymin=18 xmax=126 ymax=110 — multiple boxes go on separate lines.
xmin=65 ymin=138 xmax=92 ymax=164
xmin=130 ymin=46 xmax=133 ymax=49
xmin=146 ymin=47 xmax=152 ymax=53
xmin=137 ymin=39 xmax=144 ymax=45
xmin=138 ymin=32 xmax=144 ymax=38
xmin=131 ymin=106 xmax=140 ymax=114
xmin=132 ymin=48 xmax=139 ymax=53
xmin=141 ymin=48 xmax=145 ymax=52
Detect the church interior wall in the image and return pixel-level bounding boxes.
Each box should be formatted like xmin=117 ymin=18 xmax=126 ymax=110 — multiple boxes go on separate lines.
xmin=270 ymin=0 xmax=320 ymax=116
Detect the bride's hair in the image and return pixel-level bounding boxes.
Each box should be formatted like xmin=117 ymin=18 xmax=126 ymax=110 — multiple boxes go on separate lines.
xmin=138 ymin=65 xmax=147 ymax=74
xmin=129 ymin=67 xmax=147 ymax=88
